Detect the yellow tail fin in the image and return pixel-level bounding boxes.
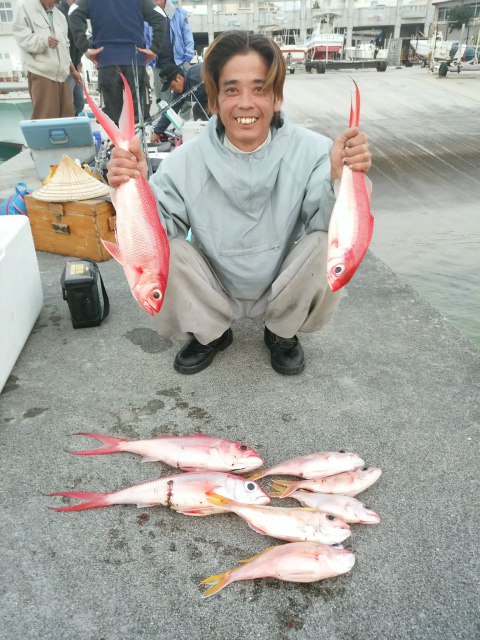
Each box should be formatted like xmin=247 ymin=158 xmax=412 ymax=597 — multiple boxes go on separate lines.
xmin=205 ymin=492 xmax=234 ymax=508
xmin=267 ymin=480 xmax=297 ymax=498
xmin=245 ymin=467 xmax=271 ymax=481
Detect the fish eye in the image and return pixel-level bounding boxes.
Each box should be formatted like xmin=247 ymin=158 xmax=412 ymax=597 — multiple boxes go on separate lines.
xmin=338 ymin=450 xmax=346 ymax=453
xmin=361 ymin=466 xmax=369 ymax=471
xmin=244 ymin=481 xmax=257 ymax=492
xmin=239 ymin=445 xmax=248 ymax=451
xmin=331 ymin=543 xmax=342 ymax=548
xmin=334 ymin=265 xmax=344 ymax=276
xmin=364 ymin=505 xmax=372 ymax=510
xmin=153 ymin=290 xmax=162 ymax=300
xmin=326 ymin=515 xmax=336 ymax=521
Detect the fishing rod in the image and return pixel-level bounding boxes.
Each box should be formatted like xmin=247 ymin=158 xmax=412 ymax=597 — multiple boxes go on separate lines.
xmin=132 ymin=46 xmax=153 ymax=177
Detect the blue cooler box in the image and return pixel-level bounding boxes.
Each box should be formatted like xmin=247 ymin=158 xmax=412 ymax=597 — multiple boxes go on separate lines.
xmin=20 ymin=117 xmax=96 ymax=181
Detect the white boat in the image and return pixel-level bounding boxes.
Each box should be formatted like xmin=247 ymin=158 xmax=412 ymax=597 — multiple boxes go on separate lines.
xmin=345 ymin=42 xmax=376 ymax=61
xmin=305 ymin=30 xmax=344 ymax=61
xmin=0 ymin=82 xmax=32 ymax=148
xmin=410 ymin=33 xmax=458 ymax=61
xmin=280 ymin=44 xmax=307 ymax=65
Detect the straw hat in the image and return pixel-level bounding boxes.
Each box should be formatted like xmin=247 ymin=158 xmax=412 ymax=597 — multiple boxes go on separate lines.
xmin=32 ymin=155 xmax=111 ymax=202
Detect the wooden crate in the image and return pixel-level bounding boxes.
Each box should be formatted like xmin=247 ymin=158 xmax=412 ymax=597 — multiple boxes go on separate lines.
xmin=25 ymin=196 xmax=116 ymax=262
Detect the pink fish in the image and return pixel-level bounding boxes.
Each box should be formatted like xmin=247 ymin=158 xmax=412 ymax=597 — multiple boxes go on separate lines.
xmin=46 ymin=471 xmax=269 ymax=515
xmin=206 ymin=492 xmax=351 ymax=544
xmin=67 ymin=432 xmax=263 ymax=473
xmin=247 ymin=451 xmax=364 ymax=481
xmin=200 ymin=541 xmax=355 ymax=597
xmin=84 ymin=73 xmax=169 ymax=315
xmin=326 ymin=81 xmax=374 ymax=292
xmin=270 ymin=466 xmax=382 ymax=498
xmin=269 ymin=489 xmax=381 ymax=524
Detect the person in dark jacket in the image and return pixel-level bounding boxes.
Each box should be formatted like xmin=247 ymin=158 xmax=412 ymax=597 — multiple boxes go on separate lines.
xmin=150 ymin=62 xmax=208 ymax=142
xmin=68 ymin=0 xmax=166 ymax=124
xmin=57 ymin=0 xmax=84 ymax=116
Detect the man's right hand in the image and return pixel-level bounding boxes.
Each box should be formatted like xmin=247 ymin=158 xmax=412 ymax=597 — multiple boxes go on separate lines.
xmin=48 ymin=37 xmax=59 ymax=48
xmin=106 ymin=136 xmax=149 ymax=189
xmin=85 ymin=46 xmax=104 ymax=67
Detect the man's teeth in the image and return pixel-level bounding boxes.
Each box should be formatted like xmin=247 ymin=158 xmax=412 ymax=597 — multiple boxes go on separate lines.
xmin=236 ymin=117 xmax=257 ymax=124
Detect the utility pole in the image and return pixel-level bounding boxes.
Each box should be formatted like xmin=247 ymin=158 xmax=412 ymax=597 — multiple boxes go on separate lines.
xmin=346 ymin=0 xmax=354 ymax=49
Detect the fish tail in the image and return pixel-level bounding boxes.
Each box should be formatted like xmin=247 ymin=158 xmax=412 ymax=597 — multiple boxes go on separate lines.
xmin=349 ymin=79 xmax=361 ymax=128
xmin=245 ymin=468 xmax=270 ymax=481
xmin=200 ymin=569 xmax=237 ymax=598
xmin=267 ymin=480 xmax=298 ymax=498
xmin=45 ymin=491 xmax=111 ymax=511
xmin=66 ymin=432 xmax=127 ymax=456
xmin=83 ymin=70 xmax=134 ymax=147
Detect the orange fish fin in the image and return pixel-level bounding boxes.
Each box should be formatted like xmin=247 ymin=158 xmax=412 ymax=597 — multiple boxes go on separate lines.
xmin=237 ymin=547 xmax=275 ymax=564
xmin=268 ymin=480 xmax=298 ymax=499
xmin=245 ymin=468 xmax=269 ymax=481
xmin=268 ymin=490 xmax=283 ymax=498
xmin=201 ymin=573 xmax=233 ymax=598
xmin=117 ymin=71 xmax=135 ymax=142
xmin=84 ymin=84 xmax=121 ymax=147
xmin=101 ymin=239 xmax=123 ymax=264
xmin=205 ymin=492 xmax=233 ymax=508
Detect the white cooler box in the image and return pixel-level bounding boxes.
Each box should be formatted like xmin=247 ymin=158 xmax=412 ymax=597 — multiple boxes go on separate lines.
xmin=0 ymin=216 xmax=43 ymax=392
xmin=181 ymin=121 xmax=208 ymax=144
xmin=20 ymin=116 xmax=96 ymax=181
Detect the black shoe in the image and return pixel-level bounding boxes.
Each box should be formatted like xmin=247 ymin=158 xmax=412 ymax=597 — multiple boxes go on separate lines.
xmin=264 ymin=327 xmax=305 ymax=375
xmin=174 ymin=329 xmax=233 ymax=374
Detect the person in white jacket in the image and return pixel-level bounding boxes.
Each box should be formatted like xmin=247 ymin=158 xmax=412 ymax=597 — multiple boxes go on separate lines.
xmin=13 ymin=0 xmax=81 ymax=119
xmin=106 ymin=32 xmax=372 ymax=376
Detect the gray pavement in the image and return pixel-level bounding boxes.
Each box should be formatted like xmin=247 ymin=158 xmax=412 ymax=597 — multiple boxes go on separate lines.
xmin=1 ymin=66 xmax=479 ymax=640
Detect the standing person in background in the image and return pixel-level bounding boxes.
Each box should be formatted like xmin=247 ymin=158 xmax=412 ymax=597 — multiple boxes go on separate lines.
xmin=57 ymin=0 xmax=84 ymax=116
xmin=150 ymin=0 xmax=194 ymax=108
xmin=68 ymin=0 xmax=166 ymax=125
xmin=12 ymin=0 xmax=81 ymax=120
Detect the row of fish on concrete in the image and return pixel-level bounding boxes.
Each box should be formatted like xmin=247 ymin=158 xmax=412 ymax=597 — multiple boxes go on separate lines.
xmin=47 ymin=433 xmax=382 ymax=597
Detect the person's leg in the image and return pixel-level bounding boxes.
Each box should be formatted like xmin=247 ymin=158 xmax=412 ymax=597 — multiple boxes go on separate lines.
xmin=72 ymin=82 xmax=85 ymax=116
xmin=152 ymin=239 xmax=235 ymax=373
xmin=98 ymin=66 xmax=123 ymax=124
xmin=263 ymin=231 xmax=342 ymax=374
xmin=58 ymin=79 xmax=75 ymax=118
xmin=27 ymin=73 xmax=73 ymax=119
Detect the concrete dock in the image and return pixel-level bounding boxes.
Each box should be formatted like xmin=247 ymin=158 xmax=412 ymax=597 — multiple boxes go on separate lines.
xmin=1 ymin=66 xmax=479 ymax=640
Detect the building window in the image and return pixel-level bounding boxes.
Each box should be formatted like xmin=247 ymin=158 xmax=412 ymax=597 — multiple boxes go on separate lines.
xmin=238 ymin=2 xmax=251 ymax=8
xmin=0 ymin=2 xmax=14 ymax=22
xmin=438 ymin=7 xmax=449 ymax=20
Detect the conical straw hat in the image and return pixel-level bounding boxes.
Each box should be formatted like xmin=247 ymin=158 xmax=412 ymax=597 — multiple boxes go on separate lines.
xmin=32 ymin=154 xmax=111 ymax=202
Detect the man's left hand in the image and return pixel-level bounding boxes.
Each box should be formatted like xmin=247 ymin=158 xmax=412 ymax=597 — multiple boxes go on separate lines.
xmin=330 ymin=127 xmax=371 ymax=182
xmin=72 ymin=70 xmax=83 ymax=85
xmin=138 ymin=47 xmax=157 ymax=64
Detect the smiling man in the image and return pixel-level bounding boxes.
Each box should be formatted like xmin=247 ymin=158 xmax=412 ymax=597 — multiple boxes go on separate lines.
xmin=106 ymin=31 xmax=372 ymax=376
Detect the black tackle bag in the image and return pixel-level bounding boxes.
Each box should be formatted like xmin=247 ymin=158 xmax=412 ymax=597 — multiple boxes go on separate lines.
xmin=61 ymin=258 xmax=110 ymax=329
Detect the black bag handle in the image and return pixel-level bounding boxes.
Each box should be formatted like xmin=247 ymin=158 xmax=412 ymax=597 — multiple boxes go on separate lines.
xmin=82 ymin=258 xmax=110 ymax=321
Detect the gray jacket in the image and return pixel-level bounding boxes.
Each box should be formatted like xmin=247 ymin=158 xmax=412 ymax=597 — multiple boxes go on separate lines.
xmin=150 ymin=113 xmax=335 ymax=300
xmin=13 ymin=0 xmax=71 ymax=82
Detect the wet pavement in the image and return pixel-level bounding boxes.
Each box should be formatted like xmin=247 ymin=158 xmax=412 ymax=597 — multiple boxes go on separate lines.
xmin=1 ymin=66 xmax=479 ymax=639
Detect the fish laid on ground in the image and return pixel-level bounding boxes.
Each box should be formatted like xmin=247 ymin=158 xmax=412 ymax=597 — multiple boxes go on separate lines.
xmin=247 ymin=451 xmax=365 ymax=481
xmin=67 ymin=432 xmax=263 ymax=473
xmin=46 ymin=472 xmax=269 ymax=514
xmin=206 ymin=493 xmax=351 ymax=544
xmin=270 ymin=466 xmax=382 ymax=498
xmin=83 ymin=73 xmax=170 ymax=316
xmin=200 ymin=541 xmax=355 ymax=597
xmin=269 ymin=489 xmax=380 ymax=524
xmin=326 ymin=80 xmax=374 ymax=292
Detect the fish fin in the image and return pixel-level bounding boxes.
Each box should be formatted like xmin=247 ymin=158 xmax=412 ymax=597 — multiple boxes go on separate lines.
xmin=200 ymin=573 xmax=232 ymax=597
xmin=117 ymin=71 xmax=135 ymax=142
xmin=84 ymin=83 xmax=122 ymax=148
xmin=237 ymin=547 xmax=276 ymax=564
xmin=267 ymin=480 xmax=298 ymax=499
xmin=267 ymin=490 xmax=283 ymax=498
xmin=176 ymin=508 xmax=212 ymax=516
xmin=66 ymin=432 xmax=126 ymax=456
xmin=205 ymin=492 xmax=234 ymax=508
xmin=246 ymin=522 xmax=269 ymax=536
xmin=46 ymin=491 xmax=110 ymax=511
xmin=101 ymin=239 xmax=123 ymax=264
xmin=140 ymin=456 xmax=163 ymax=463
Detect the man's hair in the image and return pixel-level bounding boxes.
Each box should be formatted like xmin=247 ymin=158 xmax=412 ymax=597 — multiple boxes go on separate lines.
xmin=202 ymin=31 xmax=286 ymax=114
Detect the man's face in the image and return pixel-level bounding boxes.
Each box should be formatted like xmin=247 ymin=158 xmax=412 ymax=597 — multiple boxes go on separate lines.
xmin=155 ymin=0 xmax=166 ymax=9
xmin=170 ymin=74 xmax=185 ymax=94
xmin=41 ymin=0 xmax=59 ymax=8
xmin=212 ymin=51 xmax=282 ymax=152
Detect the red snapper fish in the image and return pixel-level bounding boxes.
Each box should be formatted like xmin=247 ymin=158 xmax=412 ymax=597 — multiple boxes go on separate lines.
xmin=47 ymin=471 xmax=270 ymax=515
xmin=247 ymin=450 xmax=364 ymax=481
xmin=269 ymin=489 xmax=381 ymax=524
xmin=326 ymin=81 xmax=374 ymax=292
xmin=200 ymin=541 xmax=355 ymax=597
xmin=270 ymin=466 xmax=382 ymax=498
xmin=206 ymin=493 xmax=351 ymax=544
xmin=84 ymin=74 xmax=169 ymax=315
xmin=67 ymin=432 xmax=263 ymax=473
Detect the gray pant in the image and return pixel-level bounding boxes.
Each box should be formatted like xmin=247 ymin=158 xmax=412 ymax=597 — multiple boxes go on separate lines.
xmin=153 ymin=231 xmax=342 ymax=345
